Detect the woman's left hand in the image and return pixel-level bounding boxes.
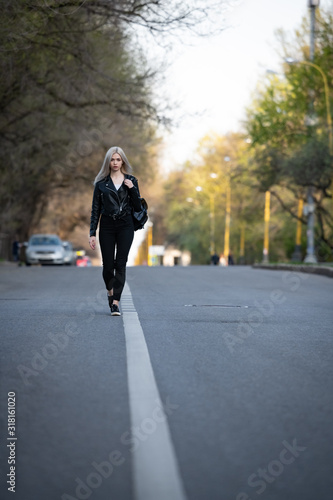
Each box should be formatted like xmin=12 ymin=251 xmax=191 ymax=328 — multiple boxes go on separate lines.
xmin=124 ymin=179 xmax=134 ymax=189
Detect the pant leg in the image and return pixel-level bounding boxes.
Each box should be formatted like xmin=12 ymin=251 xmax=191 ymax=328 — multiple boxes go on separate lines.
xmin=99 ymin=215 xmax=117 ymax=291
xmin=113 ymin=216 xmax=134 ymax=301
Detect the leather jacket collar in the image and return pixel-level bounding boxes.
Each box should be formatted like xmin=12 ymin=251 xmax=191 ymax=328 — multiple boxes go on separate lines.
xmin=105 ymin=173 xmax=133 ymax=191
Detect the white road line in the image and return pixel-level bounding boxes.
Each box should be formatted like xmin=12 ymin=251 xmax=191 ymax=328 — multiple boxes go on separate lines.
xmin=121 ymin=283 xmax=187 ymax=500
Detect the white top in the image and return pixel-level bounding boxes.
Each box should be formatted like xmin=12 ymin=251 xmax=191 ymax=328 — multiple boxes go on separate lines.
xmin=114 ymin=183 xmax=122 ymax=190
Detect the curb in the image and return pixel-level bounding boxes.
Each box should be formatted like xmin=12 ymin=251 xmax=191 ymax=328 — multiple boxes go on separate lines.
xmin=252 ymin=263 xmax=333 ymax=279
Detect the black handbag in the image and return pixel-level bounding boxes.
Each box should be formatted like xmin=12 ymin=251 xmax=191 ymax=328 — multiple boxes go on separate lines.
xmin=132 ymin=198 xmax=148 ymax=231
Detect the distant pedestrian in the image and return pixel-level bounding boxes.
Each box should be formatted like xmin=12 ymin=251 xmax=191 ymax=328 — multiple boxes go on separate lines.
xmin=19 ymin=241 xmax=26 ymax=266
xmin=228 ymin=253 xmax=234 ymax=265
xmin=211 ymin=253 xmax=219 ymax=265
xmin=219 ymin=253 xmax=227 ymax=266
xmin=89 ymin=146 xmax=143 ymax=316
xmin=12 ymin=239 xmax=20 ymax=262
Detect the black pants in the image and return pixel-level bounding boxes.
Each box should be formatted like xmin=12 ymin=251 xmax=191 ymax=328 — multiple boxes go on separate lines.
xmin=99 ymin=214 xmax=134 ymax=301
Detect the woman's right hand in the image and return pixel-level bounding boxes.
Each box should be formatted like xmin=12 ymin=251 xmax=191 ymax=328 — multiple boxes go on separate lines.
xmin=89 ymin=236 xmax=96 ymax=250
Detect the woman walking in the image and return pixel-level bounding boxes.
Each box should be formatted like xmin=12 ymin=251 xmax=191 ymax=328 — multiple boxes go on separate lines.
xmin=89 ymin=146 xmax=143 ymax=316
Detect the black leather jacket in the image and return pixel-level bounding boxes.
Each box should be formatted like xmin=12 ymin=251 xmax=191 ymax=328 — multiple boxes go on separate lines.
xmin=90 ymin=174 xmax=142 ymax=236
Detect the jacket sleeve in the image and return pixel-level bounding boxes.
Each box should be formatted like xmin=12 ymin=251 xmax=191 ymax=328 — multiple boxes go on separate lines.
xmin=129 ymin=178 xmax=143 ymax=212
xmin=90 ymin=184 xmax=101 ymax=236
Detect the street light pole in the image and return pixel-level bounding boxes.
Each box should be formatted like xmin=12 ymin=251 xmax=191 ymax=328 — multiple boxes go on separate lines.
xmin=239 ymin=224 xmax=245 ymax=264
xmin=209 ymin=172 xmax=217 ymax=256
xmin=306 ymin=0 xmax=320 ymax=262
xmin=287 ymin=1 xmax=321 ymax=263
xmin=224 ymin=182 xmax=231 ymax=262
xmin=147 ymin=221 xmax=153 ymax=266
xmin=223 ymin=156 xmax=231 ymax=264
xmin=263 ymin=191 xmax=270 ymax=263
xmin=209 ymin=194 xmax=215 ymax=255
xmin=309 ymin=0 xmax=320 ymax=60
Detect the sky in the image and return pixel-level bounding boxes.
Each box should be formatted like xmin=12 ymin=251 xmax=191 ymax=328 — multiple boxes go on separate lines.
xmin=157 ymin=0 xmax=332 ymax=171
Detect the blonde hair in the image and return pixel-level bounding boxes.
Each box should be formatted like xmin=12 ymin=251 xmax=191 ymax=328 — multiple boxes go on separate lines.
xmin=94 ymin=146 xmax=133 ymax=184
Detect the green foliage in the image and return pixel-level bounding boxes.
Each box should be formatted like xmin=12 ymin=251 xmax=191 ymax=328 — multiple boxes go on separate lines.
xmin=163 ymin=133 xmax=266 ymax=264
xmin=245 ymin=7 xmax=333 ymax=252
xmin=284 ymin=136 xmax=331 ymax=188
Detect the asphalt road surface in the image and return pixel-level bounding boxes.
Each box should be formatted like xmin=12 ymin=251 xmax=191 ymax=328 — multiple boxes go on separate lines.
xmin=1 ymin=264 xmax=332 ymax=500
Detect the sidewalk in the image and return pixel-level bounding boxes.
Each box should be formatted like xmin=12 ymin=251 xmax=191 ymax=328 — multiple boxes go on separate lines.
xmin=0 ymin=260 xmax=19 ymax=267
xmin=253 ymin=263 xmax=333 ymax=279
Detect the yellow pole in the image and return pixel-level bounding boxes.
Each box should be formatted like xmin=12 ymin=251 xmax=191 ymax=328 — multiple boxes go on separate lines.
xmin=296 ymin=199 xmax=304 ymax=246
xmin=291 ymin=198 xmax=304 ymax=262
xmin=147 ymin=223 xmax=153 ymax=266
xmin=263 ymin=191 xmax=270 ymax=263
xmin=240 ymin=224 xmax=245 ymax=263
xmin=224 ymin=180 xmax=231 ymax=263
xmin=210 ymin=194 xmax=215 ymax=255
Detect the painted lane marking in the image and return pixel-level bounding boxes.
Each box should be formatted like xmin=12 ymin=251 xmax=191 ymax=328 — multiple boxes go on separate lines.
xmin=184 ymin=304 xmax=249 ymax=308
xmin=121 ymin=283 xmax=187 ymax=500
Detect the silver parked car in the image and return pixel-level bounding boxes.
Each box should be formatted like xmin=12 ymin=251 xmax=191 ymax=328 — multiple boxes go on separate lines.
xmin=63 ymin=241 xmax=76 ymax=266
xmin=25 ymin=234 xmax=67 ymax=265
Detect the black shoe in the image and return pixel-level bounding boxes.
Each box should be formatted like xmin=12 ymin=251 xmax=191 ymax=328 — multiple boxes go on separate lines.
xmin=107 ymin=294 xmax=113 ymax=308
xmin=110 ymin=304 xmax=121 ymax=316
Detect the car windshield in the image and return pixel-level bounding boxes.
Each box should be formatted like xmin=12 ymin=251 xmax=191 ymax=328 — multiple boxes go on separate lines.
xmin=30 ymin=236 xmax=61 ymax=246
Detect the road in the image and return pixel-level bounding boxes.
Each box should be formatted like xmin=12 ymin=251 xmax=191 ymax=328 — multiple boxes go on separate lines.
xmin=0 ymin=264 xmax=332 ymax=500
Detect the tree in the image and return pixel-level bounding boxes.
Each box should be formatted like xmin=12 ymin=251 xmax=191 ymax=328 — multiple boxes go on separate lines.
xmin=0 ymin=0 xmax=228 ymax=255
xmin=163 ymin=133 xmax=268 ymax=264
xmin=245 ymin=8 xmax=333 ymax=256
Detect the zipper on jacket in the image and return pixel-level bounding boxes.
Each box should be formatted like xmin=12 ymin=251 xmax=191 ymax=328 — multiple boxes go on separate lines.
xmin=105 ymin=183 xmax=125 ymax=213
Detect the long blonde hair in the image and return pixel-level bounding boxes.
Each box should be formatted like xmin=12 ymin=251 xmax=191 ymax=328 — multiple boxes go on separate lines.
xmin=94 ymin=146 xmax=133 ymax=184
